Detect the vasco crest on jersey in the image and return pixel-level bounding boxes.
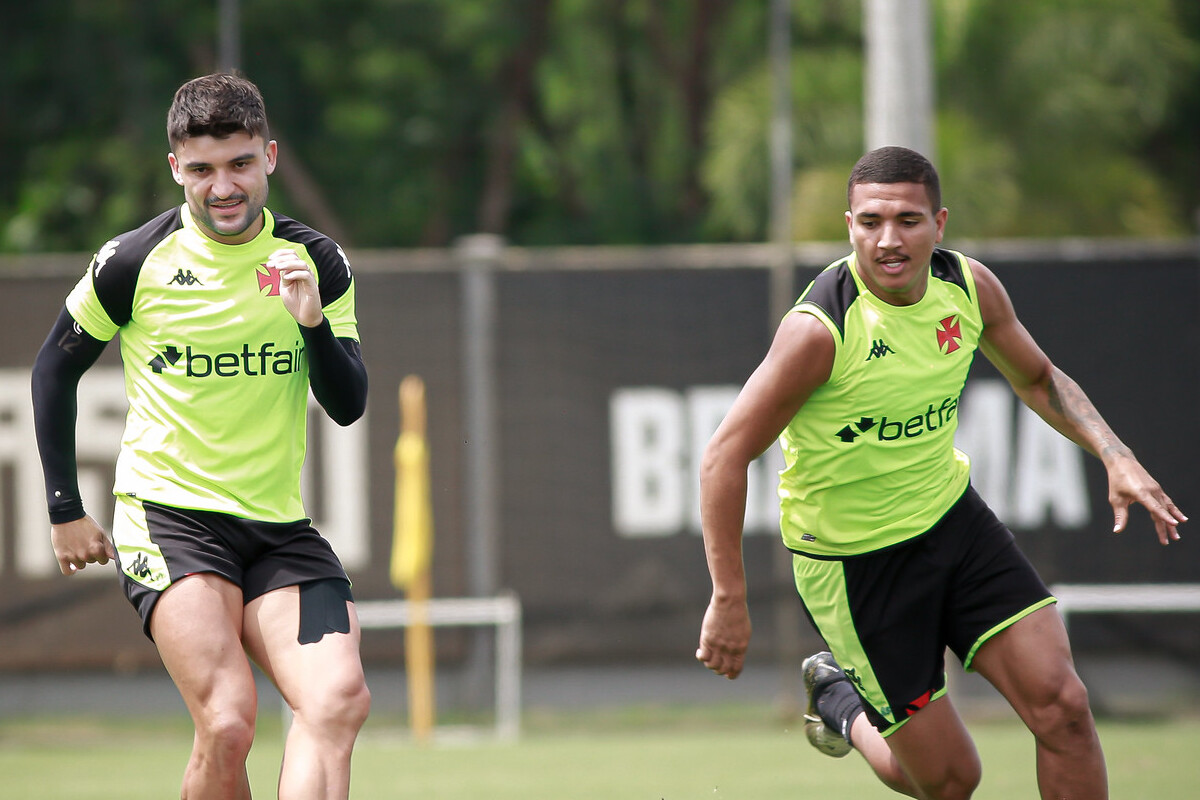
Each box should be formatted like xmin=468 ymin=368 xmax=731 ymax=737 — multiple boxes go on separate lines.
xmin=255 ymin=263 xmax=284 ymax=296
xmin=935 ymin=315 xmax=962 ymax=355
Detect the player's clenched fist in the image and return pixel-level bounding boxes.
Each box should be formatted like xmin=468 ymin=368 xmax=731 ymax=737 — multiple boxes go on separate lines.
xmin=696 ymin=596 xmax=751 ymax=679
xmin=51 ymin=515 xmax=115 ymax=576
xmin=267 ymin=248 xmax=324 ymax=328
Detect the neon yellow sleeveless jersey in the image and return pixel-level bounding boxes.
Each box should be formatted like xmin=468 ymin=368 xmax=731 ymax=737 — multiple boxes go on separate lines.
xmin=778 ymin=249 xmax=981 ymax=556
xmin=66 ymin=204 xmax=358 ymax=522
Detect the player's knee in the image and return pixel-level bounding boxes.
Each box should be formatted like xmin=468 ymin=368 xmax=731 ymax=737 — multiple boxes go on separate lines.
xmin=892 ymin=736 xmax=981 ymax=799
xmin=301 ymin=669 xmax=371 ymax=736
xmin=940 ymin=756 xmax=981 ymax=799
xmin=1027 ymin=677 xmax=1095 ymax=744
xmin=324 ymin=674 xmax=370 ymax=731
xmin=195 ymin=708 xmax=257 ymax=759
xmin=916 ymin=765 xmax=981 ymax=800
xmin=342 ymin=676 xmax=372 ymax=731
xmin=938 ymin=781 xmax=980 ymax=800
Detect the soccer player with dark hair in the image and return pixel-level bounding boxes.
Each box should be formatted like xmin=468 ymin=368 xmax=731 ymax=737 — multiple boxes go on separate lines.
xmin=696 ymin=145 xmax=1185 ymax=799
xmin=32 ymin=73 xmax=370 ymax=799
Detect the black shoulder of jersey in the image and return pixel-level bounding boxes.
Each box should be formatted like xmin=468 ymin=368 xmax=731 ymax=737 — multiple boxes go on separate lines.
xmin=92 ymin=207 xmax=184 ymax=327
xmin=930 ymin=248 xmax=970 ymax=301
xmin=796 ymin=258 xmax=859 ymax=338
xmin=271 ymin=212 xmax=353 ymax=307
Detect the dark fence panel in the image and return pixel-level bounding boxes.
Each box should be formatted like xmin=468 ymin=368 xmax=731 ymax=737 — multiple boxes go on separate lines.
xmin=0 ymin=242 xmax=1195 ymax=670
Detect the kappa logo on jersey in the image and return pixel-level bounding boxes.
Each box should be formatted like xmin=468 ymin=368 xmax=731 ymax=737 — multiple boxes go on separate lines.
xmin=865 ymin=338 xmax=895 ymax=361
xmin=91 ymin=239 xmax=120 ymax=275
xmin=256 ymin=263 xmax=283 ymax=296
xmin=167 ymin=269 xmax=204 ymax=286
xmin=936 ymin=315 xmax=962 ymax=354
xmin=835 ymin=396 xmax=958 ymax=443
xmin=148 ymin=342 xmax=305 ymax=377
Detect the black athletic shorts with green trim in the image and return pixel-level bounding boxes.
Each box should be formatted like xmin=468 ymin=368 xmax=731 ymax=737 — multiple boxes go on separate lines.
xmin=111 ymin=495 xmax=352 ymax=640
xmin=792 ymin=484 xmax=1054 ymax=737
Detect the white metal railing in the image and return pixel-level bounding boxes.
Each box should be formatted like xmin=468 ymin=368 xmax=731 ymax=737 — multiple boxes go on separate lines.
xmin=1052 ymin=583 xmax=1200 ymax=628
xmin=355 ymin=592 xmax=523 ymax=740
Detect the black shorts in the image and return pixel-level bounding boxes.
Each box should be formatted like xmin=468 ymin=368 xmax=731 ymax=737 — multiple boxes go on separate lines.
xmin=111 ymin=495 xmax=351 ymax=639
xmin=792 ymin=485 xmax=1054 ymax=736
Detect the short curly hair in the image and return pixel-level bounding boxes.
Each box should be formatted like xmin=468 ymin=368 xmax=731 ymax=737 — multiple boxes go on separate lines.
xmin=167 ymin=73 xmax=270 ymax=149
xmin=847 ymin=146 xmax=941 ymax=211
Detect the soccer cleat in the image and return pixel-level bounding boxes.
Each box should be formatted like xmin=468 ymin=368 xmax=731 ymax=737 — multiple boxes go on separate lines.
xmin=802 ymin=651 xmax=853 ymax=758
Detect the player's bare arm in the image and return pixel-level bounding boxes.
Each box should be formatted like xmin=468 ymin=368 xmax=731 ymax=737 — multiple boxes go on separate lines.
xmin=697 ymin=312 xmax=834 ymax=678
xmin=974 ymin=258 xmax=1186 ymax=544
xmin=268 ymin=248 xmax=325 ymax=327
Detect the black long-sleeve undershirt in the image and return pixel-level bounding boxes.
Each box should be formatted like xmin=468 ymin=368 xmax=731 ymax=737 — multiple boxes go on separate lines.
xmin=300 ymin=316 xmax=368 ymax=426
xmin=31 ymin=308 xmax=108 ymax=524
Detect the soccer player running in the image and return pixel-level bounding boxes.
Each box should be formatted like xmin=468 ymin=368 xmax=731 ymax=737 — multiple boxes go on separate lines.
xmin=696 ymin=146 xmax=1186 ymax=799
xmin=31 ymin=73 xmax=370 ymax=800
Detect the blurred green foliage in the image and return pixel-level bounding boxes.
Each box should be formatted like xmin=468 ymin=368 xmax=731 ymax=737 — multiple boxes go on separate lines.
xmin=1 ymin=0 xmax=1197 ymax=252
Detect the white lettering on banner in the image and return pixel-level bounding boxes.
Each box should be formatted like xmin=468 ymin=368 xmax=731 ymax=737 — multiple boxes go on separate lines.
xmin=956 ymin=379 xmax=1089 ymax=528
xmin=610 ymin=379 xmax=1091 ymax=539
xmin=609 ymin=386 xmax=782 ymax=538
xmin=0 ymin=369 xmax=124 ymax=578
xmin=686 ymin=386 xmax=781 ymax=534
xmin=0 ymin=368 xmax=370 ymax=578
xmin=610 ymin=388 xmax=687 ymax=536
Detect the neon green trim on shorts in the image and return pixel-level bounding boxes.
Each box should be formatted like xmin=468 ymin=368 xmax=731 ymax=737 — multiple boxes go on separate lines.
xmin=879 ymin=683 xmax=950 ymax=738
xmin=962 ymin=596 xmax=1058 ymax=671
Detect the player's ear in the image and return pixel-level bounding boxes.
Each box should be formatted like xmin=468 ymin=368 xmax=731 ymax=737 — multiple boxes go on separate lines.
xmin=264 ymin=140 xmax=278 ymax=176
xmin=167 ymin=152 xmax=184 ymax=186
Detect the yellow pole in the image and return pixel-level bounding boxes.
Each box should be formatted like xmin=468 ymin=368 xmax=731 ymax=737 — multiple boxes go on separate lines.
xmin=393 ymin=376 xmax=436 ymax=742
xmin=405 ymin=571 xmax=435 ymax=743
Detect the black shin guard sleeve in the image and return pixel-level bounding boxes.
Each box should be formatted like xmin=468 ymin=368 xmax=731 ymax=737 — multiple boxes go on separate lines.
xmin=818 ymin=679 xmax=866 ymax=744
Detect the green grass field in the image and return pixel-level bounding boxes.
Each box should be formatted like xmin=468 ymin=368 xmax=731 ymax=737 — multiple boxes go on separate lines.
xmin=1 ymin=704 xmax=1196 ymax=799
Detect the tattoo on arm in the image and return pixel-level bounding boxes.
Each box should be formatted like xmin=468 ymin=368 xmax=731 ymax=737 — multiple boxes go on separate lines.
xmin=1047 ymin=371 xmax=1131 ymax=460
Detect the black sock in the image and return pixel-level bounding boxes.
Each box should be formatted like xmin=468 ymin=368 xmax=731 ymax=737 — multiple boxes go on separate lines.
xmin=817 ymin=679 xmax=865 ymax=745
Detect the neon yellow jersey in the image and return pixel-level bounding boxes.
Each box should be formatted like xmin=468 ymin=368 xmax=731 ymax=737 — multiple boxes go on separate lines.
xmin=779 ymin=249 xmax=981 ymax=556
xmin=66 ymin=205 xmax=359 ymax=522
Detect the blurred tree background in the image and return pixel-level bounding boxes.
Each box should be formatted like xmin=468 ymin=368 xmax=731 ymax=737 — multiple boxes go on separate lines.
xmin=1 ymin=0 xmax=1197 ymax=252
